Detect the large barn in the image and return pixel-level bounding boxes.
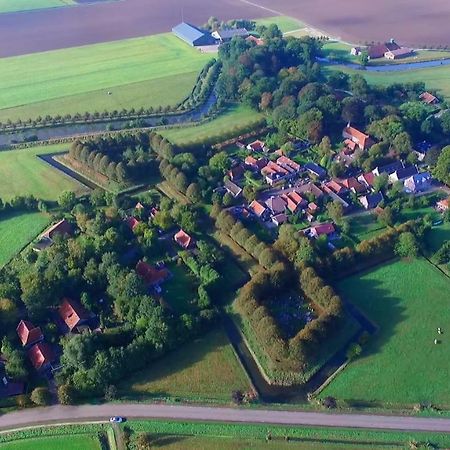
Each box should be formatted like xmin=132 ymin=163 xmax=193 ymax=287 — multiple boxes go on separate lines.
xmin=172 ymin=22 xmax=214 ymax=47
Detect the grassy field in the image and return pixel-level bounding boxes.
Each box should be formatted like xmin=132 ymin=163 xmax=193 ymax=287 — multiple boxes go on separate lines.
xmin=320 ymin=258 xmax=450 ymax=407
xmin=119 ymin=328 xmax=251 ymax=401
xmin=163 ymin=262 xmax=199 ymax=312
xmin=0 ymin=212 xmax=50 ymax=266
xmin=0 ymin=0 xmax=74 ymax=14
xmin=0 ymin=144 xmax=87 ymax=201
xmin=255 ymin=16 xmax=304 ymax=33
xmin=161 ymin=105 xmax=263 ymax=145
xmin=128 ymin=420 xmax=450 ymax=449
xmin=0 ymin=435 xmax=101 ymax=450
xmin=0 ymin=33 xmax=211 ymax=122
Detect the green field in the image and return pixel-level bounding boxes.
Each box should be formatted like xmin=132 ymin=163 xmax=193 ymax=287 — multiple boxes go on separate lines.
xmin=0 ymin=33 xmax=211 ymax=122
xmin=0 ymin=212 xmax=50 ymax=266
xmin=0 ymin=0 xmax=74 ymax=14
xmin=255 ymin=16 xmax=304 ymax=33
xmin=0 ymin=144 xmax=88 ymax=201
xmin=161 ymin=105 xmax=263 ymax=145
xmin=321 ymin=258 xmax=450 ymax=407
xmin=119 ymin=328 xmax=251 ymax=401
xmin=0 ymin=434 xmax=101 ymax=450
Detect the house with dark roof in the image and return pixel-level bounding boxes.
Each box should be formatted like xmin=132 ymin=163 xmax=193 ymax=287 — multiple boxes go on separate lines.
xmin=341 ymin=177 xmax=366 ymax=194
xmin=58 ymin=298 xmax=91 ymax=333
xmin=404 ymin=172 xmax=432 ymax=193
xmin=228 ymin=164 xmax=245 ymax=181
xmin=389 ymin=165 xmax=418 ymax=183
xmin=212 ymin=28 xmax=249 ymax=43
xmin=16 ymin=320 xmax=43 ymax=348
xmin=304 ymin=162 xmax=327 ymax=179
xmin=272 ymin=213 xmax=288 ymax=226
xmin=359 ymin=192 xmax=383 ymax=209
xmin=172 ymin=23 xmax=215 ymax=47
xmin=174 ymin=229 xmax=194 ymax=249
xmin=28 ymin=342 xmax=55 ymax=372
xmin=342 ymin=125 xmax=374 ymax=151
xmin=367 ymin=41 xmax=400 ymax=59
xmin=265 ymin=196 xmax=286 ymax=215
xmin=224 ymin=180 xmax=243 ymax=198
xmin=0 ymin=360 xmax=24 ymax=399
xmin=136 ymin=260 xmax=169 ymax=286
xmin=414 ymin=141 xmax=433 ymax=161
xmin=372 ymin=161 xmax=404 ymax=177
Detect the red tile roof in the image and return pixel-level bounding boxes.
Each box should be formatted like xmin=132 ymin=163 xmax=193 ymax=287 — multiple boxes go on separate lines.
xmin=247 ymin=140 xmax=265 ymax=152
xmin=16 ymin=320 xmax=43 ymax=347
xmin=246 ymin=35 xmax=264 ymax=46
xmin=420 ymin=91 xmax=439 ymax=105
xmin=276 ymin=156 xmax=300 ymax=172
xmin=27 ymin=343 xmax=54 ymax=370
xmin=58 ymin=298 xmax=89 ymax=332
xmin=341 ymin=177 xmax=366 ymax=193
xmin=249 ymin=200 xmax=267 ymax=217
xmin=174 ymin=229 xmax=193 ymax=249
xmin=359 ymin=172 xmax=376 ymax=187
xmin=312 ymin=222 xmax=336 ymax=236
xmin=343 ymin=125 xmax=372 ymax=150
xmin=136 ymin=260 xmax=169 ymax=285
xmin=41 ymin=219 xmax=73 ymax=240
xmin=326 ymin=180 xmax=346 ymax=194
xmin=126 ymin=217 xmax=141 ymax=230
xmin=245 ymin=155 xmax=257 ymax=166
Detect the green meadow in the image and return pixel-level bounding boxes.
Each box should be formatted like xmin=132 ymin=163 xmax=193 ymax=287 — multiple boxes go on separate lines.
xmin=0 ymin=0 xmax=74 ymax=14
xmin=321 ymin=258 xmax=450 ymax=407
xmin=0 ymin=434 xmax=101 ymax=450
xmin=0 ymin=33 xmax=211 ymax=122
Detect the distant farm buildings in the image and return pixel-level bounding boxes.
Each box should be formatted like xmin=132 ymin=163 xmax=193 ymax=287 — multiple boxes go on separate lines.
xmin=351 ymin=40 xmax=413 ymax=60
xmin=172 ymin=22 xmax=215 ymax=47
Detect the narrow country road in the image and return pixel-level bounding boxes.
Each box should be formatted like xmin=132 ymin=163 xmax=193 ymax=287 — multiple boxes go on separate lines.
xmin=2 ymin=403 xmax=450 ymax=433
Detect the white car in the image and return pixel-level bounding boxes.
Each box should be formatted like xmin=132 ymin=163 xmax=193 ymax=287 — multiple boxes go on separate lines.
xmin=109 ymin=416 xmax=124 ymax=423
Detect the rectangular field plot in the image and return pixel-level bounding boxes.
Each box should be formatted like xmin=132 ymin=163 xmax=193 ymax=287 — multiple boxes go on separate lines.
xmin=0 ymin=434 xmax=101 ymax=450
xmin=320 ymin=258 xmax=450 ymax=407
xmin=0 ymin=0 xmax=74 ymax=14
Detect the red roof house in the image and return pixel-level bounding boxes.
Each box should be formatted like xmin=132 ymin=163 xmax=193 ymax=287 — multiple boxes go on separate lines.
xmin=16 ymin=320 xmax=43 ymax=348
xmin=437 ymin=198 xmax=450 ymax=212
xmin=247 ymin=140 xmax=266 ymax=152
xmin=420 ymin=92 xmax=439 ymax=105
xmin=310 ymin=222 xmax=336 ymax=238
xmin=40 ymin=219 xmax=73 ymax=240
xmin=248 ymin=200 xmax=268 ymax=218
xmin=136 ymin=260 xmax=169 ymax=286
xmin=174 ymin=229 xmax=193 ymax=249
xmin=341 ymin=177 xmax=366 ymax=194
xmin=342 ymin=125 xmax=373 ymax=151
xmin=27 ymin=343 xmax=54 ymax=371
xmin=58 ymin=298 xmax=90 ymax=332
xmin=358 ymin=172 xmax=376 ymax=189
xmin=126 ymin=217 xmax=141 ymax=231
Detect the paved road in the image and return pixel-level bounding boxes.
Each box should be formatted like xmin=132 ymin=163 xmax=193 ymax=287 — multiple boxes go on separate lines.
xmin=2 ymin=403 xmax=450 ymax=433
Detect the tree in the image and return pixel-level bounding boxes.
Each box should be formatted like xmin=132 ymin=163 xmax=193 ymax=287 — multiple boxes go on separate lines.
xmin=433 ymin=145 xmax=450 ymax=185
xmin=373 ymin=173 xmax=389 ymax=193
xmin=346 ymin=343 xmax=362 ymax=361
xmin=0 ymin=298 xmax=19 ymax=328
xmin=209 ymin=151 xmax=230 ymax=173
xmin=395 ymin=232 xmax=419 ymax=258
xmin=30 ymin=387 xmax=52 ymax=406
xmin=377 ymin=206 xmax=395 ymax=227
xmin=186 ymin=183 xmax=201 ymax=202
xmin=58 ymin=384 xmax=75 ymax=405
xmin=326 ymin=200 xmax=344 ymax=224
xmin=153 ymin=210 xmax=173 ymax=231
xmin=242 ymin=185 xmax=257 ymax=203
xmin=104 ymin=384 xmax=118 ymax=401
xmin=58 ymin=191 xmax=76 ymax=210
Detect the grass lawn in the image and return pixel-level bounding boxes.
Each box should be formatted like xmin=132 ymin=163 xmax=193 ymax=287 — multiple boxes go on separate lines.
xmin=160 ymin=105 xmax=263 ymax=145
xmin=0 ymin=0 xmax=74 ymax=14
xmin=0 ymin=72 xmax=200 ymax=124
xmin=0 ymin=435 xmax=101 ymax=450
xmin=0 ymin=212 xmax=50 ymax=267
xmin=163 ymin=262 xmax=199 ymax=313
xmin=0 ymin=144 xmax=87 ymax=201
xmin=426 ymin=221 xmax=450 ymax=253
xmin=119 ymin=328 xmax=251 ymax=401
xmin=347 ymin=213 xmax=386 ymax=243
xmin=0 ymin=33 xmax=211 ymax=121
xmin=254 ymin=16 xmax=304 ymax=33
xmin=321 ymin=258 xmax=450 ymax=407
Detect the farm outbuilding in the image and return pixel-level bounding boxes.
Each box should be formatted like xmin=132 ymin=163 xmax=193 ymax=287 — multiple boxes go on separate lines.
xmin=172 ymin=22 xmax=214 ymax=47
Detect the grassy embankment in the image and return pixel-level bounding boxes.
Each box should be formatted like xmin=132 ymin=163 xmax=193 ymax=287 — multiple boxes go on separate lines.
xmin=0 ymin=33 xmax=211 ymax=123
xmin=0 ymin=0 xmax=74 ymax=14
xmin=320 ymin=258 xmax=450 ymax=408
xmin=0 ymin=144 xmax=86 ymax=200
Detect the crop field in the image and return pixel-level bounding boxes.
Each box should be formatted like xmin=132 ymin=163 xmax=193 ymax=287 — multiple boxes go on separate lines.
xmin=161 ymin=105 xmax=264 ymax=145
xmin=0 ymin=434 xmax=101 ymax=450
xmin=0 ymin=33 xmax=211 ymax=122
xmin=0 ymin=0 xmax=74 ymax=14
xmin=0 ymin=212 xmax=50 ymax=267
xmin=320 ymin=258 xmax=450 ymax=407
xmin=119 ymin=328 xmax=251 ymax=401
xmin=0 ymin=145 xmax=87 ymax=201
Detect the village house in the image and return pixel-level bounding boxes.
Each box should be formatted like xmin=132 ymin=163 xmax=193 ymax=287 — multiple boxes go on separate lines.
xmin=27 ymin=342 xmax=55 ymax=372
xmin=341 ymin=177 xmax=367 ymax=194
xmin=272 ymin=213 xmax=288 ymax=226
xmin=261 ymin=161 xmax=290 ymax=185
xmin=306 ymin=202 xmax=319 ymax=222
xmin=308 ymin=222 xmax=337 ymax=240
xmin=0 ymin=358 xmax=24 ymax=399
xmin=342 ymin=125 xmax=374 ymax=151
xmin=281 ymin=191 xmax=307 ymax=214
xmin=436 ymin=198 xmax=449 ymax=212
xmin=367 ymin=41 xmax=401 ymax=59
xmin=325 ymin=179 xmax=348 ymax=195
xmin=246 ymin=35 xmax=264 ymax=46
xmin=297 ymin=182 xmax=324 ymax=199
xmin=58 ymin=298 xmax=92 ymax=333
xmin=136 ymin=260 xmax=169 ymax=287
xmin=304 ymin=162 xmax=327 ymax=179
xmin=389 ymin=165 xmax=418 ymax=183
xmin=403 ymin=172 xmax=432 ymax=193
xmin=244 ymin=155 xmax=268 ymax=171
xmin=248 ymin=200 xmax=269 ymax=220
xmin=276 ymin=156 xmax=301 ymax=174
xmin=420 ymin=91 xmax=439 ymax=105
xmin=174 ymin=229 xmax=194 ymax=249
xmin=247 ymin=139 xmax=267 ymax=152
xmin=35 ymin=218 xmax=74 ymax=251
xmin=265 ymin=196 xmax=287 ymax=215
xmin=372 ymin=161 xmax=404 ymax=177
xmin=126 ymin=216 xmax=141 ymax=231
xmin=224 ymin=180 xmax=243 ymax=198
xmin=16 ymin=320 xmax=44 ymax=348
xmin=228 ymin=164 xmax=245 ymax=181
xmin=360 ymin=192 xmax=383 ymax=209
xmin=358 ymin=172 xmax=376 ymax=190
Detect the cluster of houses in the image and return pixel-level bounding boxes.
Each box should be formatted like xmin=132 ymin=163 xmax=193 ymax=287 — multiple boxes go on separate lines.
xmin=351 ymin=40 xmax=413 ymax=60
xmin=172 ymin=22 xmax=263 ymax=49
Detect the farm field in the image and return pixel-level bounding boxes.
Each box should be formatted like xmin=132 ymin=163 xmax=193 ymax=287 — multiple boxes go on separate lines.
xmin=0 ymin=72 xmax=200 ymax=124
xmin=161 ymin=105 xmax=263 ymax=145
xmin=0 ymin=144 xmax=87 ymax=201
xmin=0 ymin=212 xmax=50 ymax=267
xmin=320 ymin=258 xmax=450 ymax=407
xmin=0 ymin=434 xmax=101 ymax=450
xmin=0 ymin=33 xmax=211 ymax=122
xmin=0 ymin=0 xmax=74 ymax=14
xmin=255 ymin=15 xmax=304 ymax=33
xmin=119 ymin=328 xmax=251 ymax=401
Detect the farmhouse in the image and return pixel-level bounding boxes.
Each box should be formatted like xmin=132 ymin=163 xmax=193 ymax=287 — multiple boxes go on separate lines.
xmin=367 ymin=41 xmax=400 ymax=59
xmin=420 ymin=91 xmax=439 ymax=105
xmin=27 ymin=342 xmax=55 ymax=372
xmin=40 ymin=218 xmax=73 ymax=241
xmin=360 ymin=192 xmax=383 ymax=209
xmin=404 ymin=172 xmax=432 ymax=193
xmin=174 ymin=229 xmax=194 ymax=249
xmin=224 ymin=179 xmax=243 ymax=198
xmin=212 ymin=28 xmax=249 ymax=43
xmin=136 ymin=260 xmax=169 ymax=286
xmin=58 ymin=298 xmax=91 ymax=333
xmin=342 ymin=125 xmax=373 ymax=151
xmin=172 ymin=22 xmax=215 ymax=47
xmin=16 ymin=320 xmax=43 ymax=348
xmin=384 ymin=47 xmax=413 ymax=59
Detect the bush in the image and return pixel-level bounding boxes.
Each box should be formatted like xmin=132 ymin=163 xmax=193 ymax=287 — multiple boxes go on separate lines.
xmin=58 ymin=384 xmax=75 ymax=405
xmin=30 ymin=387 xmax=52 ymax=406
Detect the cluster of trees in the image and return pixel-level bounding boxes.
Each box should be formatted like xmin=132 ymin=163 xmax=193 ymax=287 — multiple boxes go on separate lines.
xmin=432 ymin=240 xmax=450 ymax=266
xmin=69 ymin=132 xmax=158 ymax=183
xmin=0 ymin=195 xmax=45 ymax=216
